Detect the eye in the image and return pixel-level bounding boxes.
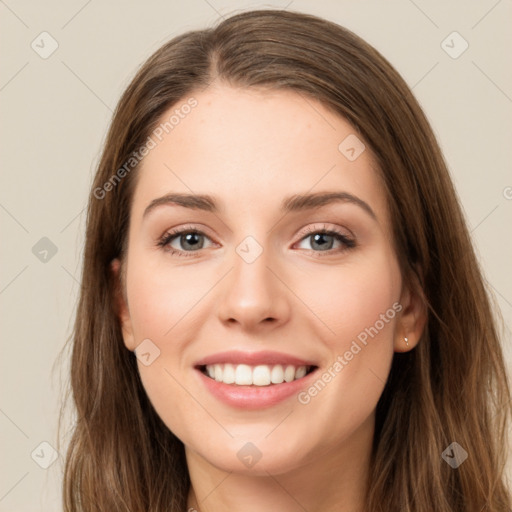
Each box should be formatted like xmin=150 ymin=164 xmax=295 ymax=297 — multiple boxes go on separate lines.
xmin=157 ymin=226 xmax=214 ymax=257
xmin=295 ymin=225 xmax=356 ymax=256
xmin=157 ymin=224 xmax=356 ymax=258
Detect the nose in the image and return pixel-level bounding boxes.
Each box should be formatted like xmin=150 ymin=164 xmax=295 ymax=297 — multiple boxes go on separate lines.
xmin=217 ymin=241 xmax=291 ymax=332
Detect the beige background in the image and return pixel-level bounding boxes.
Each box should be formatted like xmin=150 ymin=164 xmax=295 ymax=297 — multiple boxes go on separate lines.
xmin=1 ymin=0 xmax=511 ymax=510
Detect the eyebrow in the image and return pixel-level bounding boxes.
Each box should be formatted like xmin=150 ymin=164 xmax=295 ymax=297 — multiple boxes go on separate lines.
xmin=143 ymin=191 xmax=377 ymax=221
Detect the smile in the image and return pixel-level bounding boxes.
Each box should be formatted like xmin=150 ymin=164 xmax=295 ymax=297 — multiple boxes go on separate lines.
xmin=200 ymin=363 xmax=316 ymax=386
xmin=193 ymin=350 xmax=320 ymax=408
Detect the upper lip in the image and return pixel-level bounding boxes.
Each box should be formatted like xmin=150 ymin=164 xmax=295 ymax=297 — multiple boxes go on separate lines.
xmin=194 ymin=350 xmax=318 ymax=368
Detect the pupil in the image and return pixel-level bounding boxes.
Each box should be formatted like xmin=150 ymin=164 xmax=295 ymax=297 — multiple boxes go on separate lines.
xmin=312 ymin=233 xmax=332 ymax=250
xmin=183 ymin=233 xmax=202 ymax=250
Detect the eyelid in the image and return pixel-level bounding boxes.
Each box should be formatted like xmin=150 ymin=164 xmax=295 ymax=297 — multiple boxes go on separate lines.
xmin=159 ymin=223 xmax=217 ymax=241
xmin=292 ymin=223 xmax=356 ymax=254
xmin=295 ymin=223 xmax=354 ymax=240
xmin=157 ymin=224 xmax=217 ymax=253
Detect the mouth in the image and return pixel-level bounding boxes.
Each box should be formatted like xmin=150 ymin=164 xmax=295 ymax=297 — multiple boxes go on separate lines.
xmin=197 ymin=363 xmax=318 ymax=386
xmin=193 ymin=350 xmax=320 ymax=408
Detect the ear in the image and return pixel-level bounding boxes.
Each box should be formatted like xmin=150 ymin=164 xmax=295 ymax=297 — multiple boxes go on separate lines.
xmin=394 ymin=273 xmax=427 ymax=353
xmin=110 ymin=258 xmax=136 ymax=351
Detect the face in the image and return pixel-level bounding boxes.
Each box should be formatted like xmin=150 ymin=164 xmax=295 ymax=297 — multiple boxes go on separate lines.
xmin=113 ymin=83 xmax=423 ymax=476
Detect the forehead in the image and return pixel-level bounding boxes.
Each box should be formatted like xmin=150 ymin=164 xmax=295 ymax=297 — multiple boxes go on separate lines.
xmin=130 ymin=84 xmax=389 ymax=225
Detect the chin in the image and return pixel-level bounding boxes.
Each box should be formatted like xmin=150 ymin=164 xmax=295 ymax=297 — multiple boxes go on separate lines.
xmin=187 ymin=435 xmax=312 ymax=477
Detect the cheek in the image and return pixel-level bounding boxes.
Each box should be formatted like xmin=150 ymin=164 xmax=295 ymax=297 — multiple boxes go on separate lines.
xmin=294 ymin=252 xmax=401 ymax=352
xmin=291 ymin=251 xmax=400 ymax=416
xmin=123 ymin=254 xmax=218 ymax=422
xmin=297 ymin=247 xmax=401 ymax=422
xmin=125 ymin=253 xmax=210 ymax=343
xmin=123 ymin=257 xmax=206 ymax=438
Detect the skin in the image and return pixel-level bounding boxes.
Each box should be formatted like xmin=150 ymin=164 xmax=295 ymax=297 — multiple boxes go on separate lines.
xmin=112 ymin=82 xmax=426 ymax=512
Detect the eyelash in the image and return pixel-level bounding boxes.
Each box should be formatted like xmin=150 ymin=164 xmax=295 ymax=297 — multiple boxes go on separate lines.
xmin=156 ymin=224 xmax=356 ymax=258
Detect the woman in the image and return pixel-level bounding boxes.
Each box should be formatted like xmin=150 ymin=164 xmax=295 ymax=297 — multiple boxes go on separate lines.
xmin=59 ymin=9 xmax=512 ymax=511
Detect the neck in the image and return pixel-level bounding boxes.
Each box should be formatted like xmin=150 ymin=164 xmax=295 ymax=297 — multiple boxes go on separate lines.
xmin=185 ymin=413 xmax=374 ymax=512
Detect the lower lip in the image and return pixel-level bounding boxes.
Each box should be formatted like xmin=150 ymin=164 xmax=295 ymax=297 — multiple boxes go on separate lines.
xmin=196 ymin=368 xmax=318 ymax=409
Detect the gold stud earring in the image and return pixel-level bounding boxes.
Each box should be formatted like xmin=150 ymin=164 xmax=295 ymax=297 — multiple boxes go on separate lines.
xmin=404 ymin=337 xmax=409 ymax=347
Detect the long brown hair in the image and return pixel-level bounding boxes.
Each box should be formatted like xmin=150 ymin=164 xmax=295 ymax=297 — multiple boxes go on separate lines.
xmin=57 ymin=9 xmax=512 ymax=511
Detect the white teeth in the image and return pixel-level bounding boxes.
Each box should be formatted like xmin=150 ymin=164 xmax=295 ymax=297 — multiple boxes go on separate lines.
xmin=252 ymin=365 xmax=271 ymax=386
xmin=295 ymin=366 xmax=307 ymax=379
xmin=284 ymin=365 xmax=296 ymax=383
xmin=223 ymin=363 xmax=235 ymax=384
xmin=203 ymin=363 xmax=310 ymax=386
xmin=270 ymin=365 xmax=284 ymax=384
xmin=235 ymin=364 xmax=252 ymax=385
